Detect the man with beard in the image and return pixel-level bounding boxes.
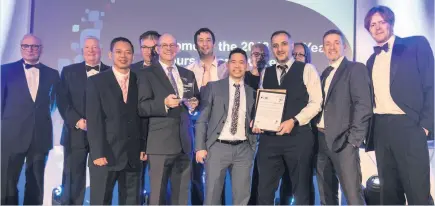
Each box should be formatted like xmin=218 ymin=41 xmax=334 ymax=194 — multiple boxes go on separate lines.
xmin=186 ymin=28 xmax=228 ymax=204
xmin=57 ymin=36 xmax=110 ymax=205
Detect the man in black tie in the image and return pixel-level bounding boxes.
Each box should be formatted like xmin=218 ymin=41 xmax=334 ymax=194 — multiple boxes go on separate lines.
xmin=254 ymin=31 xmax=322 ymax=205
xmin=86 ymin=37 xmax=146 ymax=205
xmin=315 ymin=29 xmax=371 ymax=205
xmin=57 ymin=36 xmax=110 ymax=205
xmin=132 ymin=30 xmax=161 ymax=72
xmin=137 ymin=33 xmax=199 ymax=205
xmin=364 ymin=6 xmax=433 ymax=205
xmin=1 ymin=34 xmax=60 ymax=205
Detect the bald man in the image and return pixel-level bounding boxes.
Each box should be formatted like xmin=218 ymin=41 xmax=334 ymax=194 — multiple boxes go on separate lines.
xmin=137 ymin=33 xmax=199 ymax=205
xmin=1 ymin=34 xmax=60 ymax=205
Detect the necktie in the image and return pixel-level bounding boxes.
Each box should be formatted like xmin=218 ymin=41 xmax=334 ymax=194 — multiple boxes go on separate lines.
xmin=25 ymin=63 xmax=40 ymax=69
xmin=86 ymin=65 xmax=100 ymax=72
xmin=202 ymin=64 xmax=211 ymax=86
xmin=167 ymin=66 xmax=179 ymax=97
xmin=277 ymin=65 xmax=288 ymax=84
xmin=321 ymin=66 xmax=334 ymax=99
xmin=230 ymin=84 xmax=241 ymax=135
xmin=120 ymin=75 xmax=129 ymax=103
xmin=373 ymin=43 xmax=389 ymax=55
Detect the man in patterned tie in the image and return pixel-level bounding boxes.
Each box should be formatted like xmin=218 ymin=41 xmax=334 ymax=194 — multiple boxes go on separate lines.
xmin=57 ymin=36 xmax=110 ymax=205
xmin=195 ymin=48 xmax=257 ymax=205
xmin=86 ymin=37 xmax=146 ymax=205
xmin=254 ymin=30 xmax=322 ymax=205
xmin=137 ymin=33 xmax=199 ymax=205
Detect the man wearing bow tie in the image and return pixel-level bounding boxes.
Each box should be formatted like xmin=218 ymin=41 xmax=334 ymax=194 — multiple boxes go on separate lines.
xmin=1 ymin=34 xmax=60 ymax=205
xmin=254 ymin=31 xmax=322 ymax=205
xmin=364 ymin=6 xmax=434 ymax=205
xmin=57 ymin=36 xmax=110 ymax=205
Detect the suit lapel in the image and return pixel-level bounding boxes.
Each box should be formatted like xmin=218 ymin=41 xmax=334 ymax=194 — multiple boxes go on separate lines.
xmin=151 ymin=63 xmax=176 ymax=94
xmin=389 ymin=37 xmax=404 ymax=86
xmin=126 ymin=72 xmax=137 ymax=105
xmin=34 ymin=66 xmax=48 ymax=104
xmin=101 ymin=63 xmax=111 ymax=72
xmin=325 ymin=57 xmax=348 ymax=104
xmin=108 ymin=70 xmax=124 ymax=103
xmin=366 ymin=54 xmax=375 ymax=79
xmin=244 ymin=84 xmax=254 ymax=120
xmin=14 ymin=61 xmax=34 ymax=103
xmin=221 ymin=78 xmax=230 ymax=113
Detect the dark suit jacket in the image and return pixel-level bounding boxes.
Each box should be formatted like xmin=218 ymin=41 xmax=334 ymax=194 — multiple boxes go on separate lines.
xmin=319 ymin=57 xmax=373 ymax=152
xmin=131 ymin=60 xmax=146 ymax=73
xmin=86 ymin=69 xmax=144 ymax=171
xmin=195 ymin=78 xmax=257 ymax=152
xmin=57 ymin=62 xmax=110 ymax=148
xmin=137 ymin=63 xmax=199 ymax=155
xmin=1 ymin=59 xmax=60 ymax=153
xmin=366 ymin=36 xmax=434 ymax=151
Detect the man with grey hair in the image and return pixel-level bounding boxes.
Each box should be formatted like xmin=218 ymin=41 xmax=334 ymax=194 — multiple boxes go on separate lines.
xmin=1 ymin=34 xmax=60 ymax=205
xmin=132 ymin=30 xmax=161 ymax=71
xmin=57 ymin=36 xmax=110 ymax=205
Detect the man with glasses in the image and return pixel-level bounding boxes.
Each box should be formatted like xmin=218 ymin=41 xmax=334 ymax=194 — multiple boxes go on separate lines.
xmin=1 ymin=34 xmax=60 ymax=205
xmin=137 ymin=33 xmax=199 ymax=205
xmin=132 ymin=30 xmax=161 ymax=72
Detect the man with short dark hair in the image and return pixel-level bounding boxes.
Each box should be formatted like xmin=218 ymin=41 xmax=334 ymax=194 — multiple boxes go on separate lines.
xmin=132 ymin=30 xmax=161 ymax=71
xmin=365 ymin=5 xmax=433 ymax=205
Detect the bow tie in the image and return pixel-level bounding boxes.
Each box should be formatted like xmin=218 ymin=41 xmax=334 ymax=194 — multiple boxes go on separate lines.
xmin=86 ymin=65 xmax=100 ymax=72
xmin=24 ymin=63 xmax=40 ymax=69
xmin=373 ymin=43 xmax=389 ymax=55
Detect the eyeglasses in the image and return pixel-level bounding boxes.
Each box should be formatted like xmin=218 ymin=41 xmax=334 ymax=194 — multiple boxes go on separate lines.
xmin=252 ymin=52 xmax=267 ymax=58
xmin=21 ymin=44 xmax=42 ymax=50
xmin=292 ymin=53 xmax=305 ymax=58
xmin=157 ymin=44 xmax=177 ymax=50
xmin=141 ymin=45 xmax=155 ymax=50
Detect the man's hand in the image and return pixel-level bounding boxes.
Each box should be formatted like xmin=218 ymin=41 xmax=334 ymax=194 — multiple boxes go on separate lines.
xmin=423 ymin=127 xmax=429 ymax=136
xmin=76 ymin=118 xmax=87 ymax=131
xmin=196 ymin=150 xmax=208 ymax=164
xmin=250 ymin=120 xmax=263 ymax=134
xmin=276 ymin=119 xmax=295 ymax=136
xmin=140 ymin=152 xmax=147 ymax=161
xmin=93 ymin=157 xmax=108 ymax=166
xmin=164 ymin=94 xmax=180 ymax=108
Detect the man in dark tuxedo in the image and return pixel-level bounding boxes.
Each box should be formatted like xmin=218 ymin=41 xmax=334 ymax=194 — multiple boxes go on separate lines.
xmin=57 ymin=36 xmax=110 ymax=205
xmin=86 ymin=37 xmax=146 ymax=205
xmin=195 ymin=48 xmax=257 ymax=205
xmin=131 ymin=30 xmax=160 ymax=72
xmin=1 ymin=34 xmax=60 ymax=205
xmin=137 ymin=33 xmax=199 ymax=205
xmin=315 ymin=29 xmax=372 ymax=205
xmin=254 ymin=31 xmax=322 ymax=205
xmin=364 ymin=6 xmax=433 ymax=205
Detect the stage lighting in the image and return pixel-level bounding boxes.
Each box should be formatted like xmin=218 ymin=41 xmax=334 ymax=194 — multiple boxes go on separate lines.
xmin=52 ymin=185 xmax=63 ymax=205
xmin=364 ymin=175 xmax=380 ymax=205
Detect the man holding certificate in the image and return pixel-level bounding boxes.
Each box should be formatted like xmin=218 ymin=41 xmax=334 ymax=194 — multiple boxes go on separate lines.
xmin=315 ymin=29 xmax=372 ymax=205
xmin=195 ymin=48 xmax=257 ymax=205
xmin=254 ymin=30 xmax=322 ymax=205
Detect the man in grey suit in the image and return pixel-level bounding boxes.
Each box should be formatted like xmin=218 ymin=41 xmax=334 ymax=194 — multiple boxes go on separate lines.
xmin=137 ymin=33 xmax=199 ymax=205
xmin=315 ymin=29 xmax=372 ymax=205
xmin=195 ymin=48 xmax=257 ymax=205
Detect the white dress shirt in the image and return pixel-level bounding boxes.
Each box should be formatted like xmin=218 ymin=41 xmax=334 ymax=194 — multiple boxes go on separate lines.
xmin=259 ymin=58 xmax=322 ymax=126
xmin=23 ymin=61 xmax=40 ymax=102
xmin=186 ymin=56 xmax=227 ymax=90
xmin=112 ymin=67 xmax=130 ymax=93
xmin=86 ymin=62 xmax=101 ymax=77
xmin=317 ymin=56 xmax=344 ymax=129
xmin=218 ymin=78 xmax=247 ymax=141
xmin=372 ymin=35 xmax=405 ymax=115
xmin=160 ymin=61 xmax=184 ymax=99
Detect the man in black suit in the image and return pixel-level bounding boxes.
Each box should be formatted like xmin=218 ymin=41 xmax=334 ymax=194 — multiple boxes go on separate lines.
xmin=315 ymin=29 xmax=372 ymax=205
xmin=137 ymin=33 xmax=199 ymax=205
xmin=131 ymin=30 xmax=160 ymax=72
xmin=57 ymin=36 xmax=110 ymax=205
xmin=86 ymin=37 xmax=146 ymax=205
xmin=1 ymin=34 xmax=60 ymax=205
xmin=364 ymin=6 xmax=433 ymax=205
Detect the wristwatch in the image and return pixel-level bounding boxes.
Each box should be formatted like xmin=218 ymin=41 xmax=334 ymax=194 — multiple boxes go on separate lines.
xmin=291 ymin=117 xmax=299 ymax=126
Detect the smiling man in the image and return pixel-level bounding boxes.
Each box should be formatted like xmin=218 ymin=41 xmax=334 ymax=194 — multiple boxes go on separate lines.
xmin=365 ymin=6 xmax=434 ymax=205
xmin=195 ymin=48 xmax=257 ymax=205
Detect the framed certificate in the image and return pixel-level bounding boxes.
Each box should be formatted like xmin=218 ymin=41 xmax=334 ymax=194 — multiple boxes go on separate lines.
xmin=253 ymin=89 xmax=286 ymax=132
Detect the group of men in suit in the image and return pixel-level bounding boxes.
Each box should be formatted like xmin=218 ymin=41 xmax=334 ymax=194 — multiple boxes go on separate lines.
xmin=1 ymin=5 xmax=433 ymax=205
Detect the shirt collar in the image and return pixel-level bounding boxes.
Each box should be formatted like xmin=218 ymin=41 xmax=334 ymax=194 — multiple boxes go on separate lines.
xmin=229 ymin=77 xmax=244 ymax=88
xmin=276 ymin=57 xmax=295 ymax=69
xmin=159 ymin=60 xmax=177 ymax=71
xmin=378 ymin=35 xmax=396 ymax=47
xmin=199 ymin=56 xmax=218 ymax=68
xmin=112 ymin=67 xmax=130 ymax=77
xmin=330 ymin=56 xmax=344 ymax=69
xmin=85 ymin=62 xmax=101 ymax=67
